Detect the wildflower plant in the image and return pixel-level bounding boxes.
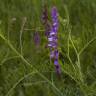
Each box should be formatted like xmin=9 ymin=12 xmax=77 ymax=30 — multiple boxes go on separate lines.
xmin=42 ymin=5 xmax=61 ymax=74
xmin=0 ymin=0 xmax=96 ymax=96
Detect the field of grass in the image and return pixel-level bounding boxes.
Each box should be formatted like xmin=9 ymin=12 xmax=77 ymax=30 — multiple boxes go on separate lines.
xmin=0 ymin=0 xmax=96 ymax=96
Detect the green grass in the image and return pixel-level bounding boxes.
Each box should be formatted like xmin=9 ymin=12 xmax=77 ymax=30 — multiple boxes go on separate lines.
xmin=0 ymin=0 xmax=96 ymax=96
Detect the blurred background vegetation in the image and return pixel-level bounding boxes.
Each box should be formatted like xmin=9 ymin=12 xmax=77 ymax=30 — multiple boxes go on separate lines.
xmin=0 ymin=0 xmax=96 ymax=96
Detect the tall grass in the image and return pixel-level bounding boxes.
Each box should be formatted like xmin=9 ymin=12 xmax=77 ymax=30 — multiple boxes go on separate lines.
xmin=0 ymin=0 xmax=96 ymax=96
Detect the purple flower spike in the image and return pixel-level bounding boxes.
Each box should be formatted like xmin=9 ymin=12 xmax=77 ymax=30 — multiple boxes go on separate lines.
xmin=41 ymin=5 xmax=51 ymax=37
xmin=47 ymin=6 xmax=59 ymax=50
xmin=41 ymin=5 xmax=61 ymax=75
xmin=41 ymin=5 xmax=48 ymax=25
xmin=51 ymin=7 xmax=61 ymax=74
xmin=33 ymin=32 xmax=40 ymax=47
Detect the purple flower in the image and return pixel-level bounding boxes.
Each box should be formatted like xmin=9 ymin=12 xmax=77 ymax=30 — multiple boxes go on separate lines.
xmin=47 ymin=6 xmax=61 ymax=74
xmin=41 ymin=5 xmax=48 ymax=25
xmin=51 ymin=7 xmax=59 ymax=32
xmin=54 ymin=50 xmax=59 ymax=59
xmin=54 ymin=58 xmax=61 ymax=74
xmin=41 ymin=5 xmax=51 ymax=37
xmin=48 ymin=42 xmax=57 ymax=48
xmin=45 ymin=22 xmax=51 ymax=37
xmin=41 ymin=6 xmax=61 ymax=74
xmin=33 ymin=32 xmax=40 ymax=47
xmin=47 ymin=7 xmax=59 ymax=50
xmin=51 ymin=7 xmax=58 ymax=19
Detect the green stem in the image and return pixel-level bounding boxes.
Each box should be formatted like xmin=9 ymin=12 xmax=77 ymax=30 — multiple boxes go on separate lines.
xmin=79 ymin=36 xmax=96 ymax=56
xmin=69 ymin=34 xmax=84 ymax=83
xmin=0 ymin=33 xmax=63 ymax=96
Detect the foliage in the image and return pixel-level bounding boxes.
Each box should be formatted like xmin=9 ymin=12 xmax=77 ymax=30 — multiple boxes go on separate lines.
xmin=0 ymin=0 xmax=96 ymax=96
